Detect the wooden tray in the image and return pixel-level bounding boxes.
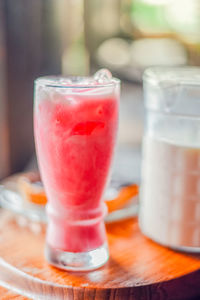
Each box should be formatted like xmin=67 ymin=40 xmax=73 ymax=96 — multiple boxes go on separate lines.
xmin=1 ymin=210 xmax=200 ymax=300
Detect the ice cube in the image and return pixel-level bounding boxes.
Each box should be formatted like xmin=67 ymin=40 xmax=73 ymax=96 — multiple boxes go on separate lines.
xmin=94 ymin=68 xmax=112 ymax=83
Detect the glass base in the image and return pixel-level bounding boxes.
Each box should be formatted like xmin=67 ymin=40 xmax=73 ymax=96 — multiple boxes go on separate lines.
xmin=45 ymin=243 xmax=109 ymax=271
xmin=140 ymin=225 xmax=200 ymax=253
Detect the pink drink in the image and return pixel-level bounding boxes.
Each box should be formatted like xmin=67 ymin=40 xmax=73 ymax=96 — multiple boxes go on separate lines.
xmin=34 ymin=75 xmax=119 ymax=270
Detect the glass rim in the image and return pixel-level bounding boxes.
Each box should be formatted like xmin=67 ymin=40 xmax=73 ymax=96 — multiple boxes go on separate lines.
xmin=143 ymin=66 xmax=200 ymax=86
xmin=34 ymin=75 xmax=120 ymax=89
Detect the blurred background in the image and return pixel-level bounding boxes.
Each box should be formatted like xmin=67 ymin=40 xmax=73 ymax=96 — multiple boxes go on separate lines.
xmin=0 ymin=0 xmax=200 ymax=183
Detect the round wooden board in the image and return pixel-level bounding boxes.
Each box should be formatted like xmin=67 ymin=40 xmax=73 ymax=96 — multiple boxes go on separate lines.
xmin=1 ymin=210 xmax=200 ymax=299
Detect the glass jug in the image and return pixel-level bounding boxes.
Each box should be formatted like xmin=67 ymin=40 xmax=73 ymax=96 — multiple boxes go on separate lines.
xmin=140 ymin=67 xmax=200 ymax=252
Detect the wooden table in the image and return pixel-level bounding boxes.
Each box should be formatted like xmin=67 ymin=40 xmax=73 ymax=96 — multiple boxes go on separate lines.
xmin=0 ymin=210 xmax=200 ymax=299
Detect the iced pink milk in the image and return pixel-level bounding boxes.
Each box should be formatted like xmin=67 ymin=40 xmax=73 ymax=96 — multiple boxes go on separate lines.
xmin=34 ymin=82 xmax=119 ymax=252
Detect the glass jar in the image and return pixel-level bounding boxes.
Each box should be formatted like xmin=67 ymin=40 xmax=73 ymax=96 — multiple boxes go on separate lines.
xmin=139 ymin=67 xmax=200 ymax=252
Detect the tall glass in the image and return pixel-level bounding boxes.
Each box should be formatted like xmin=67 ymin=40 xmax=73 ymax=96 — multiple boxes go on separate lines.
xmin=34 ymin=74 xmax=120 ymax=270
xmin=140 ymin=67 xmax=200 ymax=252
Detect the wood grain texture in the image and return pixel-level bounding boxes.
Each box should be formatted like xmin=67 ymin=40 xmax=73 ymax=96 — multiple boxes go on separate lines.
xmin=1 ymin=210 xmax=200 ymax=299
xmin=0 ymin=287 xmax=26 ymax=299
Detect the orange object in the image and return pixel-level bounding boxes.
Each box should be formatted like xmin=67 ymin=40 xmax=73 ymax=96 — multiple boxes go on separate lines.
xmin=18 ymin=172 xmax=47 ymax=205
xmin=105 ymin=184 xmax=139 ymax=213
xmin=17 ymin=172 xmax=138 ymax=211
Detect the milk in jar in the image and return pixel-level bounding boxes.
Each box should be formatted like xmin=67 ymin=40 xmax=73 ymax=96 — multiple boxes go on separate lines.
xmin=140 ymin=67 xmax=200 ymax=251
